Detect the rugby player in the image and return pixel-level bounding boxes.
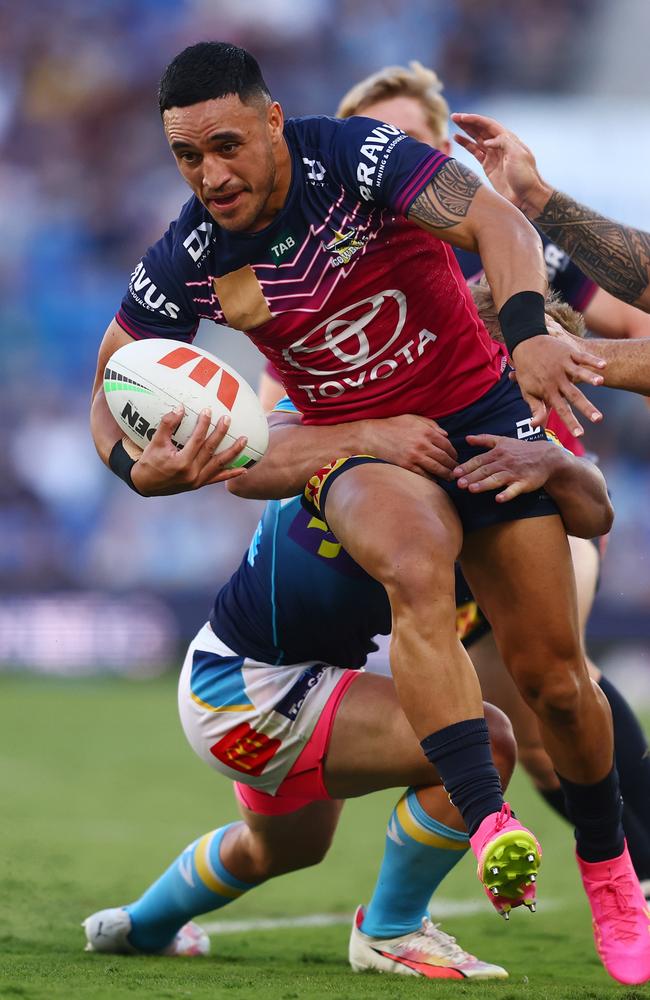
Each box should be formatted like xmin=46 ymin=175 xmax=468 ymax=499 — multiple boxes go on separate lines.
xmin=84 ymin=410 xmax=609 ymax=980
xmin=89 ymin=42 xmax=647 ymax=981
xmin=259 ymin=62 xmax=650 ymax=412
xmin=257 ymin=59 xmax=650 ymax=890
xmin=451 ymin=113 xmax=650 ymax=314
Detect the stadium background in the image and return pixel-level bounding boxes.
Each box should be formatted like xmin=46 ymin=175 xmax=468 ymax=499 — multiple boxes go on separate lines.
xmin=1 ymin=0 xmax=649 ymax=689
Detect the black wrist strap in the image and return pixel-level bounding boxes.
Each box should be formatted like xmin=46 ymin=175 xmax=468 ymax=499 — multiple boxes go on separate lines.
xmin=498 ymin=291 xmax=548 ymax=356
xmin=108 ymin=440 xmax=143 ymax=494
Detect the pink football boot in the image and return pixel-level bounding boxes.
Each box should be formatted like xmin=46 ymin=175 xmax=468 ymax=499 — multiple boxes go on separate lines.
xmin=470 ymin=804 xmax=541 ymax=918
xmin=577 ymin=843 xmax=650 ymax=985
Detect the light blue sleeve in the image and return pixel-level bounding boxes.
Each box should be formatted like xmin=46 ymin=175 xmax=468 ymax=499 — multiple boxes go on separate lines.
xmin=272 ymin=396 xmax=300 ymax=415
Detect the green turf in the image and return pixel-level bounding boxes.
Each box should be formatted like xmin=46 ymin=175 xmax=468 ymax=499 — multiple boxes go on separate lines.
xmin=1 ymin=673 xmax=649 ymax=1000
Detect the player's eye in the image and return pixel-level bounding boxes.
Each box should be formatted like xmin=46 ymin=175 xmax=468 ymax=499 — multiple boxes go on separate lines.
xmin=220 ymin=142 xmax=239 ymax=154
xmin=179 ymin=151 xmax=200 ymax=164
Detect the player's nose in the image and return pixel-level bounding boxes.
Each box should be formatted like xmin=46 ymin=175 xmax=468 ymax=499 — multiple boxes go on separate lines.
xmin=202 ymin=154 xmax=233 ymax=193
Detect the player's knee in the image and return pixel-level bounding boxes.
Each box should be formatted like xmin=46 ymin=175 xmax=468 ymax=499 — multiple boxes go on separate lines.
xmin=381 ymin=530 xmax=455 ymax=608
xmin=484 ymin=702 xmax=516 ymax=787
xmin=517 ymin=667 xmax=584 ymax=729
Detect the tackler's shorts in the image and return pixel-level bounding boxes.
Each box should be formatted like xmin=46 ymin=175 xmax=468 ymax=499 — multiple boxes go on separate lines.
xmin=179 ymin=622 xmax=360 ymax=799
xmin=302 ymin=371 xmax=559 ymax=536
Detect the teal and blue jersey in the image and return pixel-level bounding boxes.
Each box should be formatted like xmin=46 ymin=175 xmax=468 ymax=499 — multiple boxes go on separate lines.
xmin=210 ymin=495 xmax=390 ymax=668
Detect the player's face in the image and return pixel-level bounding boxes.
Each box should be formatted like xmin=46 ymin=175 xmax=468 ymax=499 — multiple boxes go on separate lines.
xmin=358 ymin=95 xmax=452 ymax=154
xmin=164 ymin=95 xmax=288 ymax=233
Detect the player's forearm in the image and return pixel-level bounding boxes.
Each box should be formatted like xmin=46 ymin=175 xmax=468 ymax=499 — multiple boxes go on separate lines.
xmin=228 ymin=421 xmax=373 ymax=500
xmin=544 ymin=449 xmax=613 ymax=538
xmin=578 ymin=338 xmax=650 ymax=396
xmin=91 ymin=389 xmax=123 ymax=465
xmin=530 ymin=189 xmax=650 ymax=312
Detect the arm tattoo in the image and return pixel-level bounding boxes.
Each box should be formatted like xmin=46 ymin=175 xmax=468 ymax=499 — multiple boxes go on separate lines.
xmin=408 ymin=160 xmax=481 ymax=230
xmin=535 ymin=190 xmax=650 ymax=305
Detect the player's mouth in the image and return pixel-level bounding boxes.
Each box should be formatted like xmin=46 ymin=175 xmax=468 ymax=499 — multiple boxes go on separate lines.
xmin=206 ymin=190 xmax=245 ymax=213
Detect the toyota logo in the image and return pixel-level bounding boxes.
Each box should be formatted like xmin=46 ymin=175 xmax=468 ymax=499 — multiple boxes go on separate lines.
xmin=282 ymin=290 xmax=407 ymax=376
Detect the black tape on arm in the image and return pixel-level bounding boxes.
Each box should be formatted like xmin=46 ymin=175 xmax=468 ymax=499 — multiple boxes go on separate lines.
xmin=108 ymin=440 xmax=143 ymax=495
xmin=498 ymin=291 xmax=548 ymax=356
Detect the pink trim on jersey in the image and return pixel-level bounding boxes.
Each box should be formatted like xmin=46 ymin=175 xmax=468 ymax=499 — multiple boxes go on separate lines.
xmin=571 ymin=279 xmax=598 ymax=314
xmin=115 ymin=308 xmax=197 ymax=342
xmin=233 ymin=670 xmax=360 ymax=815
xmin=115 ymin=309 xmax=147 ymax=339
xmin=395 ymin=150 xmax=448 ymax=216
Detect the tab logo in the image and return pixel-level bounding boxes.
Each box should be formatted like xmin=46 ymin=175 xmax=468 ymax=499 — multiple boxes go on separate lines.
xmin=268 ymin=231 xmax=297 ymax=264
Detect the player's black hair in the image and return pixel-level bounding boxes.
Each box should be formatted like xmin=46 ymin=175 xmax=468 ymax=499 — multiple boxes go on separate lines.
xmin=158 ymin=42 xmax=271 ymax=115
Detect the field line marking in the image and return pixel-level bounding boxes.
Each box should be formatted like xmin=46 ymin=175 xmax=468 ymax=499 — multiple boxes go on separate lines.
xmin=200 ymin=898 xmax=558 ymax=934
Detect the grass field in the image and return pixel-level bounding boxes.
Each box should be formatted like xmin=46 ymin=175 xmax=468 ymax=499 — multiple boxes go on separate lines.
xmin=2 ymin=673 xmax=650 ymax=1000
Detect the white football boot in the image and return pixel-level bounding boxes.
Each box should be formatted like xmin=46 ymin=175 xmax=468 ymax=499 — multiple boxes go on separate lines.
xmin=83 ymin=907 xmax=209 ymax=957
xmin=349 ymin=905 xmax=508 ymax=980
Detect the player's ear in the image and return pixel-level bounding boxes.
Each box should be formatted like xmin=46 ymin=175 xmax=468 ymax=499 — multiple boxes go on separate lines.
xmin=267 ymin=101 xmax=284 ymax=142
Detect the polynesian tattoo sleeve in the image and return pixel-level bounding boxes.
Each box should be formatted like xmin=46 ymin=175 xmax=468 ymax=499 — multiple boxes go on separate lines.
xmin=535 ymin=191 xmax=650 ymax=306
xmin=408 ymin=160 xmax=481 ymax=229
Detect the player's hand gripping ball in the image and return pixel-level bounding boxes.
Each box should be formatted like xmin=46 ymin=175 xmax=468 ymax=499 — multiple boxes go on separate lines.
xmin=104 ymin=339 xmax=269 ymax=468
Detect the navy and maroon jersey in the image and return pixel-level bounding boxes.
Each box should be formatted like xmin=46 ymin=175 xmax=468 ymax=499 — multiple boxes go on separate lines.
xmin=454 ymin=233 xmax=598 ymax=313
xmin=117 ymin=115 xmax=506 ymax=424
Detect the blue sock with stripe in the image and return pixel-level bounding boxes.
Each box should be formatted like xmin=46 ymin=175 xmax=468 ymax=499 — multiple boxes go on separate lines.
xmin=125 ymin=824 xmax=257 ymax=952
xmin=361 ymin=788 xmax=469 ymax=939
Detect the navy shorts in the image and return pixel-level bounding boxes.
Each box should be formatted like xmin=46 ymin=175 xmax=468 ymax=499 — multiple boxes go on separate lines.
xmin=433 ymin=369 xmax=558 ymax=534
xmin=302 ymin=371 xmax=558 ymax=535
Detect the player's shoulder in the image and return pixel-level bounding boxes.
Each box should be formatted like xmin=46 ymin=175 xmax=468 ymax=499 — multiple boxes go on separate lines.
xmin=155 ymin=195 xmax=216 ymax=271
xmin=285 ymin=113 xmax=403 ymax=156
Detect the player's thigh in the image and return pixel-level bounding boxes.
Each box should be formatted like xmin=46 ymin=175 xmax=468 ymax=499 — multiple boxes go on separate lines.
xmin=323 ymin=462 xmax=463 ymax=585
xmin=568 ymin=535 xmax=600 ymax=635
xmin=322 ymin=670 xmax=512 ymax=798
xmin=460 ymin=514 xmax=583 ymax=677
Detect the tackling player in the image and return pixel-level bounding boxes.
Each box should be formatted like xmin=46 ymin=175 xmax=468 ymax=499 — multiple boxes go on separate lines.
xmin=88 ymin=42 xmax=646 ymax=982
xmin=452 ymin=113 xmax=650 ymax=314
xmin=84 ymin=412 xmax=609 ymax=980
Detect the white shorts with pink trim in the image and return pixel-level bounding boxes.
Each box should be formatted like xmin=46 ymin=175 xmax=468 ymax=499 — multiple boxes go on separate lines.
xmin=178 ymin=622 xmax=359 ymax=797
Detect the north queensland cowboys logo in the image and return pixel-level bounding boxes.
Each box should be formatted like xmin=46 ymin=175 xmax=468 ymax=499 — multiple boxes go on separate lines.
xmin=322 ymin=227 xmax=368 ymax=268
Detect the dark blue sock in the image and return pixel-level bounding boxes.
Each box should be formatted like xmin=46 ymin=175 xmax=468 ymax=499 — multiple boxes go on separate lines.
xmin=420 ymin=718 xmax=504 ymax=837
xmin=598 ymin=675 xmax=650 ymax=878
xmin=558 ymin=764 xmax=625 ymax=864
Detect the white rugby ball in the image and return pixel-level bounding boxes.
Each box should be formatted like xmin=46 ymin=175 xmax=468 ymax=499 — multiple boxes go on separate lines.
xmin=104 ymin=339 xmax=269 ymax=467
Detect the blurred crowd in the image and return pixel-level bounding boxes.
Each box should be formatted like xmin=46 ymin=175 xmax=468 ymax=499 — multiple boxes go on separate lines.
xmin=4 ymin=0 xmax=649 ymax=667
